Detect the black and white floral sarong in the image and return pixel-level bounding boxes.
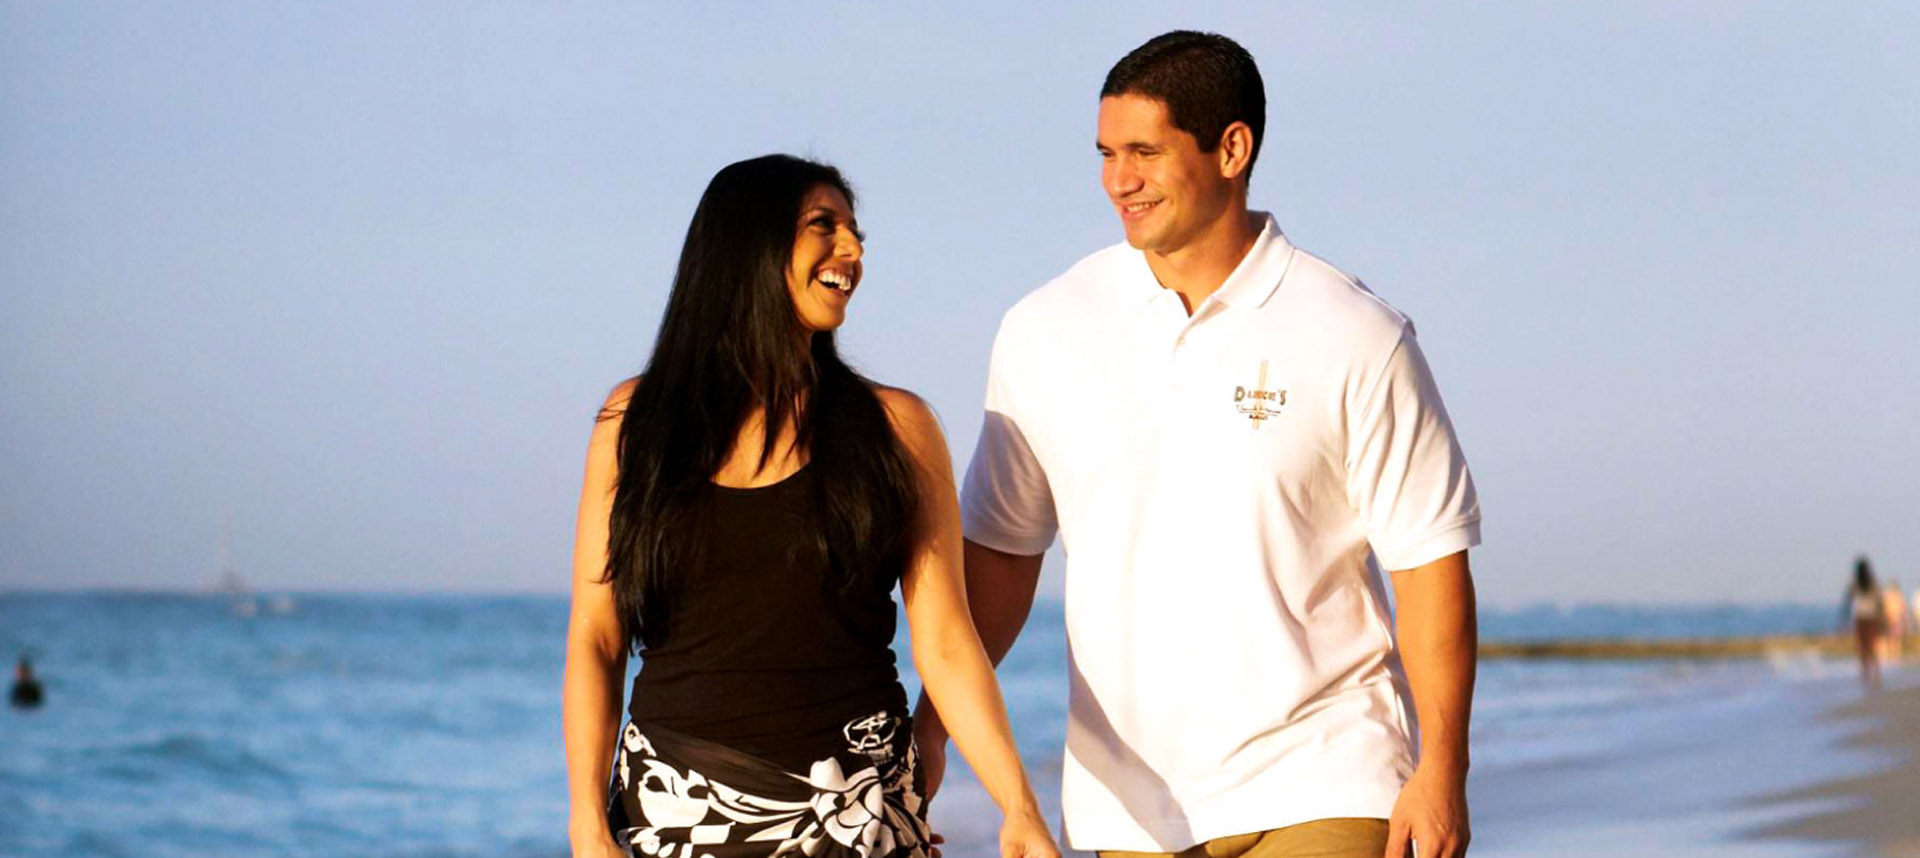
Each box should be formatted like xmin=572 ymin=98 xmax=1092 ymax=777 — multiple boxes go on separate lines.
xmin=607 ymin=709 xmax=932 ymax=858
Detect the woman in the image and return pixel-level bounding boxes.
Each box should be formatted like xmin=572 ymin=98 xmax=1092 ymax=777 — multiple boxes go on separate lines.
xmin=1844 ymin=555 xmax=1886 ymax=691
xmin=563 ymin=154 xmax=1059 ymax=858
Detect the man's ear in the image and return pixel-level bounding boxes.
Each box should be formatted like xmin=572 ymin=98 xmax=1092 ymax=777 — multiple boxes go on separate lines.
xmin=1218 ymin=121 xmax=1255 ymax=181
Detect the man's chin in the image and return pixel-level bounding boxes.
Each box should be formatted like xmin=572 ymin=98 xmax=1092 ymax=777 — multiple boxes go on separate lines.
xmin=1120 ymin=227 xmax=1158 ymax=251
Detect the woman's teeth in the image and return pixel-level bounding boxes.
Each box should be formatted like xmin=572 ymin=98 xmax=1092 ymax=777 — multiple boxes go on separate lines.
xmin=818 ymin=271 xmax=854 ymax=293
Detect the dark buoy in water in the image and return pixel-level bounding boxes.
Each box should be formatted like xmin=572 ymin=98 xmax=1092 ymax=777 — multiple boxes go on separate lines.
xmin=10 ymin=656 xmax=43 ymax=710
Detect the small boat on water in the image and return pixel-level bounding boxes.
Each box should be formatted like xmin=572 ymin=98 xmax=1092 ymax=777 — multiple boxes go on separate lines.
xmin=210 ymin=519 xmax=294 ymax=617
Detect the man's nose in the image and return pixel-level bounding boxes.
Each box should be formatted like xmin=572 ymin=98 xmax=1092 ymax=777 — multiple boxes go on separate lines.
xmin=1106 ymin=156 xmax=1142 ymax=199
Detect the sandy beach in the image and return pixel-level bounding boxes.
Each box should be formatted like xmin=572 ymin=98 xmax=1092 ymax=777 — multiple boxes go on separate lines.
xmin=1752 ymin=677 xmax=1920 ymax=857
xmin=1457 ymin=657 xmax=1913 ymax=858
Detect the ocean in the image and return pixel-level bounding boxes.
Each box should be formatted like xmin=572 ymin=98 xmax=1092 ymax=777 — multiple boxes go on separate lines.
xmin=0 ymin=593 xmax=1881 ymax=858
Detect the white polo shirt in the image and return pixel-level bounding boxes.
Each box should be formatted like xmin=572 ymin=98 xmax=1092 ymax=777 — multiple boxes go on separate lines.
xmin=961 ymin=215 xmax=1480 ymax=852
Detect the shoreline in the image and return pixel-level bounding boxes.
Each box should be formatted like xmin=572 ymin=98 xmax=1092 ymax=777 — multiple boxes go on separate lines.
xmin=1481 ymin=634 xmax=1917 ymax=660
xmin=1469 ymin=658 xmax=1888 ymax=858
xmin=1748 ymin=676 xmax=1920 ymax=857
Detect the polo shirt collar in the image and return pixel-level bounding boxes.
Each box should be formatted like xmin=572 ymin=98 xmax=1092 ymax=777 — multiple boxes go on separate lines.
xmin=1214 ymin=213 xmax=1294 ymax=309
xmin=1118 ymin=212 xmax=1296 ymax=309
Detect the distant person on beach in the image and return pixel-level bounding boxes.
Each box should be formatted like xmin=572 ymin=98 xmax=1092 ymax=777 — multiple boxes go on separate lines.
xmin=913 ymin=31 xmax=1479 ymax=858
xmin=1879 ymin=577 xmax=1909 ymax=661
xmin=10 ymin=656 xmax=44 ymax=709
xmin=561 ymin=156 xmax=1059 ymax=858
xmin=1845 ymin=556 xmax=1887 ymax=691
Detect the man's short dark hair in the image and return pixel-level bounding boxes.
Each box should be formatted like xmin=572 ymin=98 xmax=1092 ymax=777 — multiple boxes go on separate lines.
xmin=1102 ymin=30 xmax=1266 ymax=180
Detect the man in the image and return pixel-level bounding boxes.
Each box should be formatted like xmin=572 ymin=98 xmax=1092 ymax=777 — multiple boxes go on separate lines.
xmin=913 ymin=31 xmax=1480 ymax=858
xmin=10 ymin=656 xmax=44 ymax=710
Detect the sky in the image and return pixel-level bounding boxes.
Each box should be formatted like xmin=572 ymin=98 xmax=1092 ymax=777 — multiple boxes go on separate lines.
xmin=3 ymin=2 xmax=1916 ymax=605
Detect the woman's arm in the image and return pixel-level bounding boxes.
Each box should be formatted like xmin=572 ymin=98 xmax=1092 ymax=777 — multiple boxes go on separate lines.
xmin=562 ymin=382 xmax=635 ymax=858
xmin=909 ymin=542 xmax=1044 ymax=802
xmin=879 ymin=389 xmax=1059 ymax=858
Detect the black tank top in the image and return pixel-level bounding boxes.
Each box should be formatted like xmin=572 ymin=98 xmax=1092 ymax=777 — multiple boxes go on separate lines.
xmin=627 ymin=465 xmax=906 ymax=770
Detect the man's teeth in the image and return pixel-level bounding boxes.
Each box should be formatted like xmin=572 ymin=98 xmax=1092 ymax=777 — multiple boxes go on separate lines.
xmin=818 ymin=271 xmax=854 ymax=293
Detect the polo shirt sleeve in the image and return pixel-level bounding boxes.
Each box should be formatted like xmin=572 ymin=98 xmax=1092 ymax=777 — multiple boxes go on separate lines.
xmin=960 ymin=320 xmax=1059 ymax=556
xmin=1346 ymin=325 xmax=1481 ymax=571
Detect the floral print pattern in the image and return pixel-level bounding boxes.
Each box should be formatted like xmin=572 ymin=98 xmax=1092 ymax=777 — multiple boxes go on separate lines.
xmin=609 ymin=711 xmax=930 ymax=858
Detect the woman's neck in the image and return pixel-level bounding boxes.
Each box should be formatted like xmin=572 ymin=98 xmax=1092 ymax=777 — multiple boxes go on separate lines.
xmin=713 ymin=406 xmax=808 ymax=488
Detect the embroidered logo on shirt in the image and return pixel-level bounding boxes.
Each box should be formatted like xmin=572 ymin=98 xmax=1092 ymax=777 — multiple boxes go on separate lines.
xmin=1233 ymin=359 xmax=1286 ymax=429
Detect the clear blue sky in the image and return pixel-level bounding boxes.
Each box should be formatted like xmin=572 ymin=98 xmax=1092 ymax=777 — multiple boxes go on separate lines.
xmin=4 ymin=2 xmax=1916 ymax=604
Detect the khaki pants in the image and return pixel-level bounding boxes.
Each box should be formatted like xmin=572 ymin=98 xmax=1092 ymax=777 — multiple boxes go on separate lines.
xmin=1099 ymin=818 xmax=1390 ymax=858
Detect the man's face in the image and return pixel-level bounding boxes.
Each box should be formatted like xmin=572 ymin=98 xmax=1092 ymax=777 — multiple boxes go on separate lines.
xmin=1097 ymin=93 xmax=1237 ymax=255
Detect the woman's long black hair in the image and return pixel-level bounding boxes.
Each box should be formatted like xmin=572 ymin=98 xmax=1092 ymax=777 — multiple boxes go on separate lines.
xmin=603 ymin=154 xmax=920 ymax=653
xmin=1854 ymin=555 xmax=1877 ymax=593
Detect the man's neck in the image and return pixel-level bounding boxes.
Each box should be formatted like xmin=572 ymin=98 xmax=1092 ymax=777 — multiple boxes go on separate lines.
xmin=1144 ymin=208 xmax=1262 ymax=315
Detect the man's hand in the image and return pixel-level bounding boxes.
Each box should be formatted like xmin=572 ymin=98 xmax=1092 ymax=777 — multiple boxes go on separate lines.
xmin=1384 ymin=764 xmax=1469 ymax=858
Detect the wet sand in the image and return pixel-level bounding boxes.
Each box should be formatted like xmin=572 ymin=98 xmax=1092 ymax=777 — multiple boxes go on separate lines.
xmin=1469 ymin=659 xmax=1898 ymax=858
xmin=1751 ymin=678 xmax=1920 ymax=857
xmin=930 ymin=658 xmax=1908 ymax=857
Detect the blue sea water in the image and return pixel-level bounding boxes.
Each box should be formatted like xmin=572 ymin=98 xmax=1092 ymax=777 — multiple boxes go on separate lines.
xmin=0 ymin=593 xmax=1874 ymax=858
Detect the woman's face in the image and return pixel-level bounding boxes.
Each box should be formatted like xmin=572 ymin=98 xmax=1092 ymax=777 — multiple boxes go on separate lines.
xmin=785 ymin=184 xmax=864 ymax=333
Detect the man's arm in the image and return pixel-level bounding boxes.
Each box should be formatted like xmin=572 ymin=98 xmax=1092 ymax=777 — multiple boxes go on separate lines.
xmin=1384 ymin=549 xmax=1476 ymax=858
xmin=957 ymin=540 xmax=1047 ymax=666
xmin=911 ymin=540 xmax=1044 ymax=800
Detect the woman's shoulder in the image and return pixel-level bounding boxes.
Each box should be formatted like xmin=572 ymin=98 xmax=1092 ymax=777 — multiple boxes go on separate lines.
xmin=875 ymin=383 xmax=948 ymax=464
xmin=599 ymin=377 xmax=639 ymax=419
xmin=589 ymin=378 xmax=640 ymax=446
xmin=871 ymin=384 xmax=934 ymax=423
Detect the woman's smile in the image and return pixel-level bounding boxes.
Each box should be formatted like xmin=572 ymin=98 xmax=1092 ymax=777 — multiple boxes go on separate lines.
xmin=786 ymin=184 xmax=864 ymax=332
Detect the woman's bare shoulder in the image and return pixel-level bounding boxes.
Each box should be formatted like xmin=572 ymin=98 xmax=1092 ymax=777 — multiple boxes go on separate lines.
xmin=873 ymin=384 xmax=935 ymax=424
xmin=871 ymin=384 xmax=947 ymax=454
xmin=599 ymin=377 xmax=639 ymax=420
xmin=590 ymin=377 xmax=639 ymax=448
